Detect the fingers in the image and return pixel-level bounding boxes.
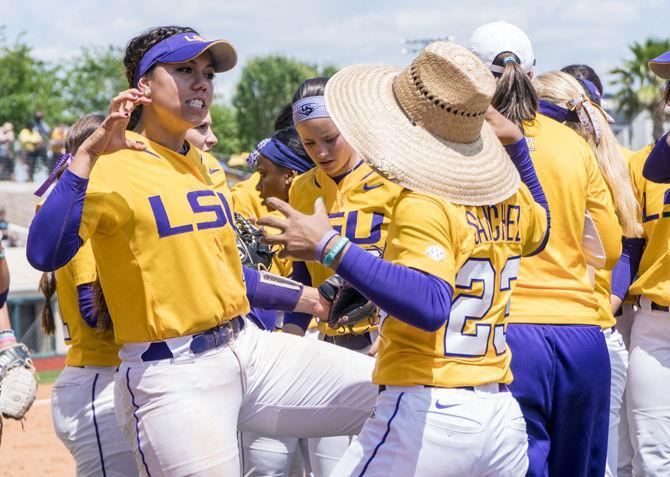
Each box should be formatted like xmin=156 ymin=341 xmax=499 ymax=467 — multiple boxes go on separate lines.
xmin=127 ymin=139 xmax=147 ymax=151
xmin=265 ymin=197 xmax=295 ymax=218
xmin=259 ymin=233 xmax=286 ymax=246
xmin=256 ymin=215 xmax=287 ymax=231
xmin=313 ymin=197 xmax=327 ymax=217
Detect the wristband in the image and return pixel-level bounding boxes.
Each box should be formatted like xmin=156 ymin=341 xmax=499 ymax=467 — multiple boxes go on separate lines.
xmin=314 ymin=230 xmax=339 ymax=262
xmin=0 ymin=329 xmax=16 ymax=345
xmin=322 ymin=237 xmax=350 ymax=267
xmin=0 ymin=248 xmax=5 ymax=260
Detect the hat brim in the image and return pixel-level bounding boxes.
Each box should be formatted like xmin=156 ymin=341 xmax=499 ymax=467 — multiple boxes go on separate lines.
xmin=161 ymin=40 xmax=237 ymax=73
xmin=324 ymin=64 xmax=520 ymax=206
xmin=650 ymin=51 xmax=670 ymax=80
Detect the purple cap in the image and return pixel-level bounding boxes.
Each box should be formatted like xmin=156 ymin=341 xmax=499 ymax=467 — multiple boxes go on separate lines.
xmin=650 ymin=51 xmax=670 ymax=80
xmin=133 ymin=32 xmax=237 ymax=86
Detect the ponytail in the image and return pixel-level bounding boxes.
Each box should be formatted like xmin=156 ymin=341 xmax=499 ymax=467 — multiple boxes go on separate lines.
xmin=534 ymin=71 xmax=643 ymax=237
xmin=39 ymin=272 xmax=57 ymax=335
xmin=491 ymin=54 xmax=538 ymax=132
xmin=92 ymin=279 xmax=112 ymax=333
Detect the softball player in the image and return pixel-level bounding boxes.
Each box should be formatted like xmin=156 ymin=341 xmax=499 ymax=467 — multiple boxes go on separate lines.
xmin=533 ymin=70 xmax=643 ymax=477
xmin=610 ymin=57 xmax=670 ymax=476
xmin=260 ymin=41 xmax=550 ymax=476
xmin=281 ymin=77 xmax=403 ymax=476
xmin=26 ymin=26 xmax=377 ymax=476
xmin=470 ymin=21 xmax=622 ymax=476
xmin=184 ymin=111 xmax=218 ymax=152
xmin=35 ymin=114 xmax=138 ymax=477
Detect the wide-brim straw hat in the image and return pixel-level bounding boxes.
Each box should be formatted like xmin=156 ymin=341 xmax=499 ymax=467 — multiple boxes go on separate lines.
xmin=324 ymin=41 xmax=520 ymax=206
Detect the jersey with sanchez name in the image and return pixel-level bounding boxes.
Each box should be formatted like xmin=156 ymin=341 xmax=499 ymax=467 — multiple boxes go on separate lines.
xmin=79 ymin=131 xmax=249 ymax=343
xmin=374 ymin=186 xmax=547 ymax=387
xmin=289 ymin=161 xmax=402 ymax=336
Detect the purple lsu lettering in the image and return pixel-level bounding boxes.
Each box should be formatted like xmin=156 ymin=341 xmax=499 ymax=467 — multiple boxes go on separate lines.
xmin=148 ymin=190 xmax=235 ymax=238
xmin=465 ymin=204 xmax=521 ymax=245
xmin=641 ymin=188 xmax=670 ymax=223
xmin=327 ymin=211 xmax=384 ymax=245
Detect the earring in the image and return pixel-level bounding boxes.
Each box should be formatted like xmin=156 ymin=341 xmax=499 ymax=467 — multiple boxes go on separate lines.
xmin=142 ymin=87 xmax=151 ymax=97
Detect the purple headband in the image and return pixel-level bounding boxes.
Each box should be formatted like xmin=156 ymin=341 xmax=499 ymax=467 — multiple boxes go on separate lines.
xmin=292 ymin=96 xmax=330 ymax=124
xmin=133 ymin=33 xmax=237 ymax=87
xmin=580 ymin=79 xmax=602 ymax=105
xmin=259 ymin=137 xmax=314 ymax=174
xmin=247 ymin=138 xmax=271 ymax=168
xmin=34 ymin=153 xmax=73 ymax=197
xmin=538 ymin=99 xmax=578 ymax=123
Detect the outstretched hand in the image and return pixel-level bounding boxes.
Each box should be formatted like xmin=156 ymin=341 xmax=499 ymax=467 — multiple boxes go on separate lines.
xmin=484 ymin=105 xmax=523 ymax=145
xmin=257 ymin=197 xmax=334 ymax=261
xmin=69 ymin=89 xmax=151 ymax=178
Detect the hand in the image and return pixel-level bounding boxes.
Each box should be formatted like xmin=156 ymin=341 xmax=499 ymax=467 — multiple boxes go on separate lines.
xmin=257 ymin=197 xmax=333 ymax=261
xmin=368 ymin=335 xmax=381 ymax=357
xmin=484 ymin=105 xmax=523 ymax=145
xmin=69 ymin=89 xmax=151 ymax=178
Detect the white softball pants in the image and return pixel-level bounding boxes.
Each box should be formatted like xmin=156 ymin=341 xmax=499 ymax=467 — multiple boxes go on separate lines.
xmin=331 ymin=384 xmax=529 ymax=477
xmin=625 ymin=307 xmax=670 ymax=476
xmin=51 ymin=366 xmax=139 ymax=477
xmin=115 ymin=319 xmax=377 ymax=477
xmin=604 ymin=327 xmax=629 ymax=477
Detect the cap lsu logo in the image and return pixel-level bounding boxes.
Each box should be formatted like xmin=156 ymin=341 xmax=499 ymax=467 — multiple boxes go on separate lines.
xmin=299 ymin=104 xmax=315 ymax=116
xmin=184 ymin=34 xmax=207 ymax=43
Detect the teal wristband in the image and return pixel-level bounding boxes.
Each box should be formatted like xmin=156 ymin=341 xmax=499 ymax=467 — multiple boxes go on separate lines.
xmin=0 ymin=248 xmax=5 ymax=260
xmin=322 ymin=237 xmax=350 ymax=267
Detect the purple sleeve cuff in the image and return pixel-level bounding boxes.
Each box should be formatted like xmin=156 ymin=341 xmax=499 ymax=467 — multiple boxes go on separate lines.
xmin=611 ymin=237 xmax=645 ymax=300
xmin=76 ymin=283 xmax=97 ymax=328
xmin=246 ymin=307 xmax=278 ymax=331
xmin=283 ymin=261 xmax=313 ymax=331
xmin=243 ymin=266 xmax=304 ymax=312
xmin=335 ymin=244 xmax=452 ymax=332
xmin=504 ymin=138 xmax=550 ymax=256
xmin=27 ymin=169 xmax=87 ymax=271
xmin=642 ymin=133 xmax=670 ymax=183
xmin=0 ymin=288 xmax=7 ymax=308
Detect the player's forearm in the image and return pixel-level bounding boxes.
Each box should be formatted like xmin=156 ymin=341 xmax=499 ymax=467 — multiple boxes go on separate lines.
xmin=282 ymin=261 xmax=313 ymax=332
xmin=242 ymin=267 xmax=327 ymax=319
xmin=611 ymin=237 xmax=645 ymax=301
xmin=642 ymin=132 xmax=670 ymax=183
xmin=0 ymin=244 xmax=9 ymax=307
xmin=334 ymin=243 xmax=453 ymax=332
xmin=76 ymin=284 xmax=98 ymax=328
xmin=27 ymin=169 xmax=86 ymax=272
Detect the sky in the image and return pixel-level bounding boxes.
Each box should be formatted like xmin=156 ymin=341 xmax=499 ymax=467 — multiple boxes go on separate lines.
xmin=1 ymin=0 xmax=668 ymax=102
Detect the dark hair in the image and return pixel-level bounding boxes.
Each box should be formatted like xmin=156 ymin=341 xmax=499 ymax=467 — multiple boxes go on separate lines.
xmin=274 ymin=126 xmax=311 ymax=163
xmin=561 ymin=64 xmax=604 ymax=96
xmin=491 ymin=52 xmax=538 ymax=131
xmin=124 ymin=25 xmax=198 ymax=129
xmin=291 ymin=77 xmax=329 ymax=103
xmin=274 ymin=103 xmax=294 ymax=131
xmin=39 ymin=113 xmax=105 ymax=336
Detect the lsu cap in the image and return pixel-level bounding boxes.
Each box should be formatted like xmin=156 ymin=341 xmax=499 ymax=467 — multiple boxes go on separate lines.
xmin=650 ymin=51 xmax=670 ymax=80
xmin=469 ymin=21 xmax=536 ymax=75
xmin=133 ymin=32 xmax=237 ymax=86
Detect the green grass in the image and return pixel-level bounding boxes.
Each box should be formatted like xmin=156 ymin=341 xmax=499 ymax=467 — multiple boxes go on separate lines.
xmin=38 ymin=369 xmax=62 ymax=384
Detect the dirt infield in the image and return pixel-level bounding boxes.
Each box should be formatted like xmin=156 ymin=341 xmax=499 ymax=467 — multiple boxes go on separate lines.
xmin=0 ymin=384 xmax=75 ymax=477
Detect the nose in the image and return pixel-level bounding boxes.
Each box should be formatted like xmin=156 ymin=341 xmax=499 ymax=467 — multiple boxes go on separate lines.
xmin=193 ymin=74 xmax=209 ymax=92
xmin=316 ymin=143 xmax=329 ymax=158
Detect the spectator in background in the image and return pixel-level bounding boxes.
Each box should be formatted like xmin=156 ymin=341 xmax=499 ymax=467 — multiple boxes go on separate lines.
xmin=33 ymin=111 xmax=51 ymax=141
xmin=0 ymin=122 xmax=15 ymax=180
xmin=18 ymin=122 xmax=44 ymax=181
xmin=49 ymin=123 xmax=68 ymax=167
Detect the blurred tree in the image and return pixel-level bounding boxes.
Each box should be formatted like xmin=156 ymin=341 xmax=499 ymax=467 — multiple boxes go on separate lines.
xmin=232 ymin=55 xmax=318 ymax=150
xmin=61 ymin=45 xmax=127 ymax=121
xmin=611 ymin=38 xmax=670 ymax=140
xmin=210 ymin=102 xmax=242 ymax=155
xmin=0 ymin=30 xmax=64 ymax=128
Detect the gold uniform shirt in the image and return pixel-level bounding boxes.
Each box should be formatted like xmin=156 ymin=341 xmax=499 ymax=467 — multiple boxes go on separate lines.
xmin=55 ymin=241 xmax=120 ymax=367
xmin=289 ymin=162 xmax=402 ymax=336
xmin=79 ymin=131 xmax=249 ymax=343
xmin=231 ymin=173 xmax=292 ymax=278
xmin=592 ymin=145 xmax=637 ymax=329
xmin=374 ymin=187 xmax=547 ymax=387
xmin=628 ymin=145 xmax=670 ymax=306
xmin=510 ymin=115 xmax=621 ymax=326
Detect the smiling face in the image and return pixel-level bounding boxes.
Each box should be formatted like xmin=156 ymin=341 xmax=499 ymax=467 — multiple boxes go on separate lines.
xmin=139 ymin=51 xmax=215 ymax=132
xmin=296 ymin=117 xmax=357 ymax=177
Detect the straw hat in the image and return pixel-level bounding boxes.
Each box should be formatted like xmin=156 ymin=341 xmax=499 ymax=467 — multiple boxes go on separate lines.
xmin=324 ymin=41 xmax=520 ymax=206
